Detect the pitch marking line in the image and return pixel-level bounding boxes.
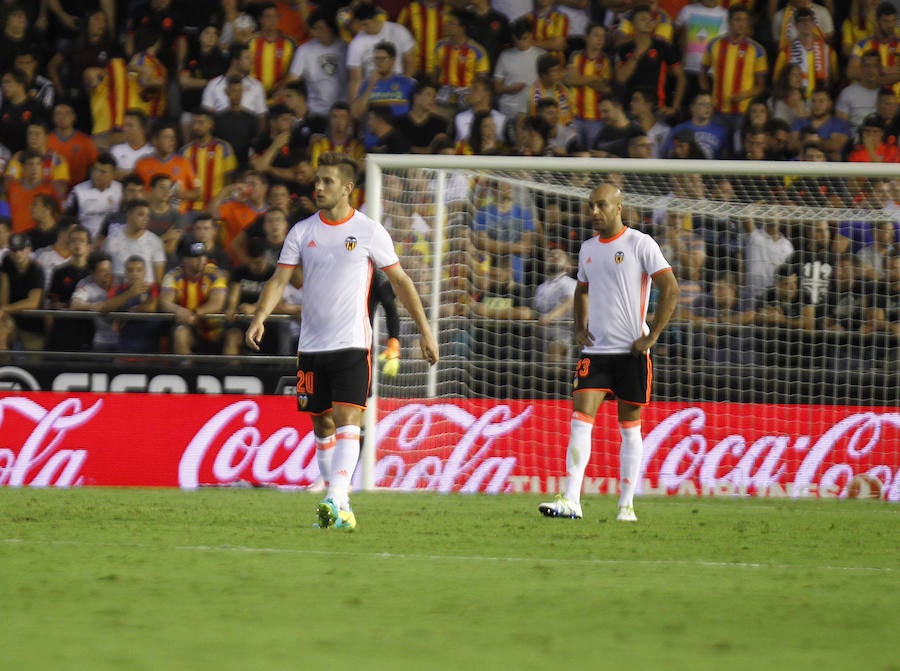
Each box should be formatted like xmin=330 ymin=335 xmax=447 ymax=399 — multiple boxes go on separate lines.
xmin=2 ymin=538 xmax=894 ymax=574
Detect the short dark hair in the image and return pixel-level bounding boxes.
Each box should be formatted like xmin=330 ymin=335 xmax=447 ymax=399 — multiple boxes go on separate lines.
xmin=124 ymin=108 xmax=148 ymax=128
xmin=511 ymin=17 xmax=532 ymax=40
xmin=122 ymin=173 xmax=145 ymax=189
xmin=727 ymin=3 xmax=750 ymax=20
xmin=87 ymin=251 xmax=112 ymax=273
xmin=150 ymin=118 xmax=179 ymax=138
xmin=126 ymin=198 xmax=151 ymax=214
xmin=354 ymin=2 xmax=377 ymax=21
xmin=877 ymin=1 xmax=897 ymax=18
xmin=537 ymin=53 xmax=561 ymax=76
xmin=373 ymin=40 xmax=397 ymax=59
xmin=229 ymin=43 xmax=249 ymax=63
xmin=150 ymin=173 xmax=172 ymax=188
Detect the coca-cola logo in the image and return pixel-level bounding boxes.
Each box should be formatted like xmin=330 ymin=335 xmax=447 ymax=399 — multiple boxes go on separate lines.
xmin=0 ymin=367 xmax=40 ymax=391
xmin=0 ymin=396 xmax=101 ymax=486
xmin=177 ymin=401 xmax=531 ymax=493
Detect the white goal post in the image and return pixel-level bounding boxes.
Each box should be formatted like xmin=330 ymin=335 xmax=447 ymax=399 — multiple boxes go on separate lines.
xmin=359 ymin=155 xmax=900 ymax=495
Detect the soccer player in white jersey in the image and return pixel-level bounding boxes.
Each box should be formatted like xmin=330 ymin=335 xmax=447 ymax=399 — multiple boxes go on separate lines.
xmin=539 ymin=183 xmax=680 ymax=522
xmin=246 ymin=152 xmax=439 ymax=530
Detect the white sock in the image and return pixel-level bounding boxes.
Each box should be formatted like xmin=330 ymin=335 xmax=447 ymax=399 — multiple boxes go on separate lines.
xmin=563 ymin=412 xmax=594 ymax=504
xmin=327 ymin=425 xmax=361 ymax=510
xmin=315 ymin=434 xmax=336 ymax=486
xmin=618 ymin=423 xmax=643 ymax=508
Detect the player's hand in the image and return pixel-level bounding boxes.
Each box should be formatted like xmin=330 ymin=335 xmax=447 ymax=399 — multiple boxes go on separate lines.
xmin=245 ymin=318 xmax=265 ymax=351
xmin=378 ymin=337 xmax=401 ymax=377
xmin=420 ymin=334 xmax=439 ymax=366
xmin=631 ymin=335 xmax=656 ymax=357
xmin=575 ymin=326 xmax=594 ymax=349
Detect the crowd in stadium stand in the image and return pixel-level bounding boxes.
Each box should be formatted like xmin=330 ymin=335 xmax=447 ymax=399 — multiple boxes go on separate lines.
xmin=0 ymin=0 xmax=898 ymax=358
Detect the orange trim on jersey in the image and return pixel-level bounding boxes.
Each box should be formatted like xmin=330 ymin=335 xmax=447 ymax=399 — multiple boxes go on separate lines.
xmin=597 ymin=226 xmax=629 ymax=244
xmin=639 ymin=272 xmax=649 ymax=334
xmin=380 ymin=261 xmax=400 ymax=272
xmin=651 ymin=267 xmax=674 ymax=278
xmin=574 ymin=387 xmax=613 ymax=395
xmin=577 ymin=280 xmax=588 ymax=287
xmin=319 ymin=208 xmax=356 ymax=226
xmin=619 ymin=419 xmax=642 ymax=429
xmin=277 ymin=262 xmax=297 ymax=268
xmin=333 ymin=401 xmax=368 ymax=411
xmin=572 ymin=411 xmax=594 ymax=424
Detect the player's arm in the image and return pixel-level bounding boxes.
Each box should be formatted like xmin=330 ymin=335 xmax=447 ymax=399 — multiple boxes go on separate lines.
xmin=382 ymin=263 xmax=439 ymax=365
xmin=634 ymin=268 xmax=680 ymax=355
xmin=246 ymin=264 xmax=295 ymax=351
xmin=573 ymin=281 xmax=593 ymax=349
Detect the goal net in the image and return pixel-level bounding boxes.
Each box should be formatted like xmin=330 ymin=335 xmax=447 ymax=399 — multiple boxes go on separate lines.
xmin=361 ymin=156 xmax=900 ymax=500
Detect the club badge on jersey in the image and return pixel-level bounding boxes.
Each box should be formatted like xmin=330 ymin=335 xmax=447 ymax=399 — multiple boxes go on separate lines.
xmin=345 ymin=236 xmax=357 ymax=251
xmin=615 ymin=251 xmax=624 ymax=264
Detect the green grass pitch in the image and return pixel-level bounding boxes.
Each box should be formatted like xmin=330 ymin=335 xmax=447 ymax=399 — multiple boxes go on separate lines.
xmin=1 ymin=489 xmax=897 ymax=671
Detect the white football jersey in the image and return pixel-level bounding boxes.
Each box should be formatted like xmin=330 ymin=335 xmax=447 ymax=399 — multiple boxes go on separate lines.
xmin=577 ymin=226 xmax=672 ymax=354
xmin=278 ymin=209 xmax=399 ymax=353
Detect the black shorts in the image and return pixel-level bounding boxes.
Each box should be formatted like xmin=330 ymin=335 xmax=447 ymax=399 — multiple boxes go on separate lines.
xmin=296 ymin=348 xmax=371 ymax=415
xmin=573 ymin=352 xmax=652 ymax=406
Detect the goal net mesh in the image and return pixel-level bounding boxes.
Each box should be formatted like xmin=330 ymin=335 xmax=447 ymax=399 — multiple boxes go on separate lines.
xmin=366 ymin=158 xmax=899 ymax=496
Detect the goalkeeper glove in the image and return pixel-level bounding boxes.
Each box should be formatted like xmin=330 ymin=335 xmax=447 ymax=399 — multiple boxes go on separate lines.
xmin=378 ymin=338 xmax=401 ymax=377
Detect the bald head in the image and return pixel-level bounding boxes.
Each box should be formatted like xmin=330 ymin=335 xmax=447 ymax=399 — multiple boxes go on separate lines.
xmin=588 ymin=183 xmax=624 ymax=237
xmin=591 ymin=183 xmax=622 ymax=206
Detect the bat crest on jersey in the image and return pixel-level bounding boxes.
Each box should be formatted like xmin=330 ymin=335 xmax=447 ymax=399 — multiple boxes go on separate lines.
xmin=344 ymin=236 xmax=358 ymax=251
xmin=614 ymin=251 xmax=625 ymax=264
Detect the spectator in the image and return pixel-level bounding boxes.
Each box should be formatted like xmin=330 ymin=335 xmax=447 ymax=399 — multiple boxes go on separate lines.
xmin=247 ymin=2 xmax=296 ymax=96
xmin=0 ymin=5 xmax=37 ymax=73
xmin=772 ymin=0 xmax=834 ymax=51
xmin=768 ymin=63 xmax=808 ymax=126
xmin=213 ymin=75 xmax=262 ymax=169
xmin=69 ymin=251 xmax=120 ymax=352
xmin=397 ymin=0 xmax=452 ymax=77
xmin=836 ymin=50 xmax=882 ymax=136
xmin=109 ymin=109 xmax=154 ymax=178
xmin=230 ymin=203 xmax=290 ymax=266
xmin=102 ymin=199 xmax=166 ymax=285
xmin=664 ymin=92 xmax=730 ymax=159
xmin=699 ymin=5 xmax=768 ymax=129
xmin=126 ymin=27 xmax=168 ymax=121
xmin=523 ymin=0 xmax=570 ymax=62
xmin=566 ymin=22 xmax=611 ymax=150
xmin=47 ymin=101 xmax=99 ymax=189
xmin=616 ymin=0 xmax=674 ymax=46
xmin=788 ymin=141 xmax=848 ymax=208
xmin=472 ymin=180 xmax=535 ymax=287
xmin=0 ymin=218 xmax=11 ymax=263
xmin=5 ymin=118 xmax=70 ymax=202
xmin=754 ymin=263 xmax=810 ymax=331
xmin=675 ymin=0 xmax=727 ymax=104
xmin=346 ymin=1 xmax=416 ymax=101
xmin=764 ymin=118 xmax=793 ymax=160
xmin=350 ymin=41 xmax=415 ymax=123
xmin=875 ymin=87 xmax=900 ymax=144
xmin=857 ymin=219 xmax=897 ymax=281
xmin=14 ymin=46 xmax=54 ymax=112
xmin=772 ymin=7 xmax=838 ymax=102
xmin=24 ymin=195 xmax=61 ymax=253
xmin=848 ymin=113 xmax=900 ymax=163
xmin=159 ymin=239 xmax=228 ymax=355
xmin=82 ymin=56 xmax=131 ymax=145
xmin=201 ymin=43 xmax=268 ymax=117
xmin=495 ymin=18 xmax=546 ymax=123
xmin=789 ymin=87 xmax=851 ymax=161
xmin=515 ymin=114 xmax=553 ymax=156
xmin=134 ymin=119 xmax=203 ymax=210
xmin=146 ymin=174 xmax=188 ymax=266
xmin=841 ymin=0 xmax=881 ymax=60
xmin=367 ymin=106 xmax=413 ymax=154
xmin=179 ymin=24 xmax=230 ymax=121
xmin=286 ymin=11 xmax=347 ymax=118
xmin=537 ymin=98 xmax=581 ymax=155
xmin=249 ymin=103 xmax=309 ymax=189
xmin=687 ymin=271 xmax=755 ymax=365
xmin=735 ymin=98 xmax=772 ymax=154
xmin=0 ymin=74 xmax=44 ymax=154
xmin=432 ymin=9 xmax=490 ymax=111
xmin=64 ymin=153 xmax=122 ymax=241
xmin=455 ymin=76 xmax=509 ymax=145
xmin=467 ymin=0 xmax=513 ymax=73
xmin=614 ymin=4 xmax=685 ymax=119
xmin=222 ymin=237 xmax=277 ymax=355
xmin=110 ymin=254 xmax=160 ymax=353
xmin=527 ymin=52 xmax=573 ymax=127
xmin=45 ymin=224 xmax=92 ymax=351
xmin=210 ymin=170 xmax=270 ymax=253
xmin=456 ymin=110 xmax=509 ymax=155
xmin=533 ymin=247 xmax=577 ymax=358
xmin=189 ymin=212 xmax=232 ymax=272
xmin=310 ymin=102 xmax=368 ymax=167
xmin=125 ymin=0 xmax=188 ymax=77
xmin=789 ymin=219 xmax=840 ymax=325
xmin=847 ymin=1 xmax=900 ymax=94
xmin=395 ymin=80 xmax=450 ymax=154
xmin=629 ymin=88 xmax=671 ymax=158
xmin=0 ymin=233 xmax=45 ymax=351
xmin=281 ymin=80 xmax=329 ymax=152
xmin=743 ymin=216 xmax=796 ymax=301
xmin=591 ymin=96 xmax=643 ymax=158
xmin=6 ymin=151 xmax=60 ymax=233
xmin=179 ymin=108 xmax=238 ymax=211
xmin=97 ymin=175 xmax=146 ymax=248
